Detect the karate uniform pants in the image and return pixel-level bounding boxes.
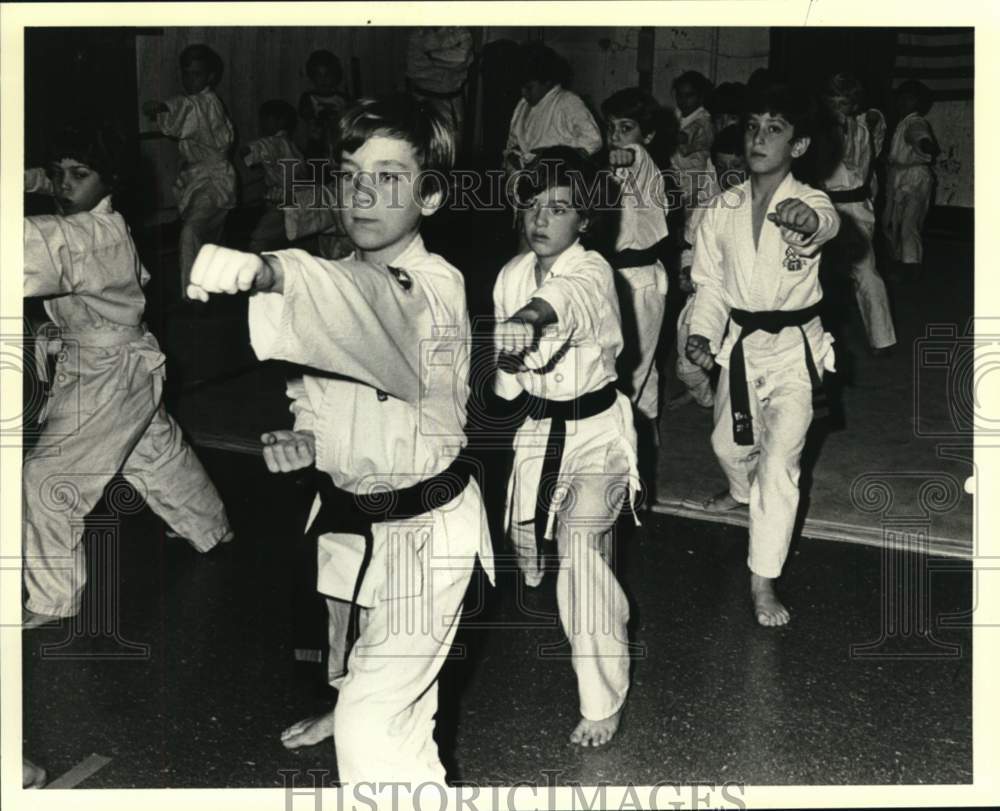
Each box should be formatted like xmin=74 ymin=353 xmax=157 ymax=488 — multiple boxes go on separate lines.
xmin=320 ymin=480 xmax=485 ymax=784
xmin=23 ymin=340 xmax=232 ymax=617
xmin=675 ymin=296 xmax=714 ymax=407
xmin=836 ymin=201 xmax=896 ymax=350
xmin=508 ymin=399 xmax=635 ymax=721
xmin=179 ymin=193 xmax=230 ymax=295
xmin=617 ymin=263 xmax=667 ymax=420
xmin=883 ymin=167 xmax=933 ymax=265
xmin=710 ymin=362 xmax=814 ymax=579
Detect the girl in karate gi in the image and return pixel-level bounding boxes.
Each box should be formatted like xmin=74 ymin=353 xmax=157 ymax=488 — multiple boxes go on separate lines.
xmin=22 ymin=121 xmax=233 ymax=628
xmin=685 ymin=85 xmax=840 ymax=627
xmin=143 ymin=44 xmax=236 ymax=298
xmin=494 ymin=147 xmax=638 ymax=748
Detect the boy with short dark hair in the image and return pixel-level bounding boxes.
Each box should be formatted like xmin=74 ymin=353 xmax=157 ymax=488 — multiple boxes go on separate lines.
xmin=188 ymin=94 xmax=494 ymax=783
xmin=686 ymin=84 xmax=840 ymax=627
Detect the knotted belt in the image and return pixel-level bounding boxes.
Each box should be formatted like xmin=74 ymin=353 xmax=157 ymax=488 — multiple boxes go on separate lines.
xmin=727 ymin=304 xmax=826 ymax=446
xmin=293 ymin=450 xmax=474 ymax=668
xmin=610 ymin=237 xmax=670 ymax=270
xmin=512 ymin=383 xmax=618 ymax=561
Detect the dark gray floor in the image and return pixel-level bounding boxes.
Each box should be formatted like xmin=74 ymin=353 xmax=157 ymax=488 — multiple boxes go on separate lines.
xmin=22 ymin=448 xmax=972 ymax=788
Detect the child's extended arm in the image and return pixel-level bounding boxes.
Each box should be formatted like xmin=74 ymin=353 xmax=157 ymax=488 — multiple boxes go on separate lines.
xmin=766 ymin=194 xmax=840 ymax=256
xmin=189 ymin=244 xmax=432 ymax=404
xmin=495 ymin=297 xmax=558 ymax=356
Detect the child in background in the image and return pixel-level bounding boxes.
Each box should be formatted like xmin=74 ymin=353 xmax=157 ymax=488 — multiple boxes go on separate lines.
xmin=494 ymin=147 xmax=638 ymax=748
xmin=187 ymin=94 xmax=494 ymax=785
xmin=686 ymin=85 xmax=840 ymax=627
xmin=22 ymin=121 xmax=232 ymax=628
xmin=707 ymin=81 xmax=747 ymax=134
xmin=143 ymin=44 xmax=236 ymax=299
xmin=601 ymin=88 xmax=670 ymax=447
xmin=671 ymin=70 xmax=715 ymax=211
xmin=298 ymin=49 xmax=350 ymax=162
xmin=821 ymin=73 xmax=896 ymax=355
xmin=669 ymin=123 xmax=747 ymax=411
xmin=504 ymin=42 xmax=602 ymax=173
xmin=240 ymin=99 xmax=304 ymax=253
xmin=883 ymin=79 xmax=939 ymax=280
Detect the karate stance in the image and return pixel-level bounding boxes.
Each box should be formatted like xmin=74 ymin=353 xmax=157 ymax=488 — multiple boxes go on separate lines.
xmin=22 ymin=121 xmax=232 ymax=628
xmin=686 ymin=85 xmax=840 ymax=627
xmin=494 ymin=148 xmax=638 ymax=747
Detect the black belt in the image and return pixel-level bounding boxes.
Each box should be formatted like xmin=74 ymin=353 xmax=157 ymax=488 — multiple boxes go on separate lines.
xmin=511 ymin=384 xmax=618 ymax=560
xmin=827 ymin=186 xmax=870 ymax=204
xmin=409 ymin=82 xmax=466 ymax=100
xmin=727 ymin=305 xmax=826 ymax=446
xmin=610 ymin=238 xmax=669 ymax=270
xmin=300 ymin=451 xmax=475 ymax=672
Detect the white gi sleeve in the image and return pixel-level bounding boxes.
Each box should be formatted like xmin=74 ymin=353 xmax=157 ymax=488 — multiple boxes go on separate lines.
xmin=248 ymin=250 xmax=431 ymax=404
xmin=286 ymin=377 xmax=316 ymax=433
xmin=557 ymin=94 xmax=603 ymax=156
xmin=491 ymin=264 xmax=524 ymax=401
xmin=786 ymin=188 xmax=841 ymax=258
xmin=688 ymin=206 xmax=731 ymax=354
xmin=529 ymin=253 xmax=609 ymax=350
xmin=156 ymin=95 xmax=196 ymax=139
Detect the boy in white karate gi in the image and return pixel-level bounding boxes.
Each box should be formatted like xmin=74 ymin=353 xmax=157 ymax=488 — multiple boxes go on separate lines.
xmin=821 ymin=73 xmax=896 ymax=355
xmin=187 ymin=95 xmax=494 ymax=785
xmin=669 ymin=124 xmax=747 ymax=411
xmin=240 ymin=99 xmax=304 ymax=253
xmin=686 ymin=85 xmax=840 ymax=627
xmin=494 ymin=148 xmax=638 ymax=747
xmin=883 ymin=80 xmax=940 ymax=278
xmin=601 ymin=88 xmax=670 ymax=431
xmin=22 ymin=122 xmax=232 ymax=628
xmin=143 ymin=44 xmax=236 ymax=298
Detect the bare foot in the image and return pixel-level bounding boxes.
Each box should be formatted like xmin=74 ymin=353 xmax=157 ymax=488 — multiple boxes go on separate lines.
xmin=702 ymin=490 xmax=744 ymax=513
xmin=280 ymin=709 xmax=336 ymax=749
xmin=751 ymin=574 xmax=790 ymax=627
xmin=23 ymin=758 xmax=47 ymax=788
xmin=569 ymin=709 xmax=622 ymax=747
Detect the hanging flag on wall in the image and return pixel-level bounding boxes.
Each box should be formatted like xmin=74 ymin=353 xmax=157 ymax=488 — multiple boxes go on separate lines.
xmin=894 ymin=28 xmax=973 ymax=101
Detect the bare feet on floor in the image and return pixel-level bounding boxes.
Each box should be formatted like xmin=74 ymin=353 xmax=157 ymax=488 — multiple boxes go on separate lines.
xmin=702 ymin=490 xmax=744 ymax=513
xmin=570 ymin=709 xmax=622 ymax=747
xmin=751 ymin=573 xmax=790 ymax=627
xmin=280 ymin=709 xmax=336 ymax=749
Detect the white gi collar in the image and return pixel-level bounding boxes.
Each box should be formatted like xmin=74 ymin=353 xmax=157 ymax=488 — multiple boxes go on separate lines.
xmin=677 ymin=105 xmax=709 ymax=129
xmin=534 ymin=239 xmax=585 ymax=280
xmin=349 ymin=232 xmax=429 ymax=270
xmin=91 ymin=195 xmax=115 ymax=214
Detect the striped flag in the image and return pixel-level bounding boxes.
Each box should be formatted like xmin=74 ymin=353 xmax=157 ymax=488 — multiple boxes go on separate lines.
xmin=894 ymin=28 xmax=973 ymax=101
